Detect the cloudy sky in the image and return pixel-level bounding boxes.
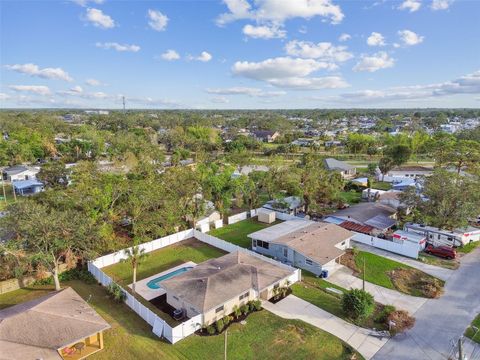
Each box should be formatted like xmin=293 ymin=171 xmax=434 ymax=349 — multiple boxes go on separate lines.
xmin=1 ymin=0 xmax=479 ymax=109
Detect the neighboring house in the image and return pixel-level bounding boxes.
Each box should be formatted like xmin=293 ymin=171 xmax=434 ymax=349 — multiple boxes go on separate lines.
xmin=391 ymin=178 xmax=417 ymax=191
xmin=248 ymin=220 xmax=353 ymax=276
xmin=161 ymin=251 xmax=295 ymax=326
xmin=0 ymin=287 xmax=110 ymax=360
xmin=291 ymin=138 xmax=320 ymax=147
xmin=324 ymin=202 xmax=397 ymax=234
xmin=386 ymin=166 xmax=433 ymax=179
xmin=231 ymin=165 xmax=269 ymax=178
xmin=13 ymin=179 xmax=44 ymax=196
xmin=263 ymin=196 xmax=304 ymax=215
xmin=404 ymin=223 xmax=480 ymax=247
xmin=2 ymin=165 xmax=40 ymax=182
xmin=324 ymin=140 xmax=343 ymax=148
xmin=323 ymin=158 xmax=356 ymax=179
xmin=252 ymin=130 xmax=280 ymax=143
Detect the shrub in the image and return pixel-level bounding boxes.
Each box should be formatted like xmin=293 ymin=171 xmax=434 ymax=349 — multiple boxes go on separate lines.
xmin=206 ymin=325 xmax=216 ymax=335
xmin=240 ymin=304 xmax=249 ymax=315
xmin=342 ymin=289 xmax=375 ymax=320
xmin=35 ymin=268 xmax=96 ymax=285
xmin=251 ymin=299 xmax=262 ymax=311
xmin=106 ymin=283 xmax=126 ymax=303
xmin=375 ymin=305 xmax=396 ymax=323
xmin=232 ymin=305 xmax=241 ymax=319
xmin=215 ymin=319 xmax=225 ymax=333
xmin=222 ymin=315 xmax=232 ymax=325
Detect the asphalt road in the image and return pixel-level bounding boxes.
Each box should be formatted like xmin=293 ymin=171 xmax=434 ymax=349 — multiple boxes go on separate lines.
xmin=373 ymin=247 xmax=480 ymax=360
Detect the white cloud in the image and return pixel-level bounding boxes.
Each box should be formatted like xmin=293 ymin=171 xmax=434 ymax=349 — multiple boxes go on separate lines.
xmin=210 ymin=96 xmax=230 ymax=104
xmin=242 ymin=24 xmax=286 ymax=39
xmin=57 ymin=85 xmax=84 ymax=96
xmin=85 ymin=78 xmax=101 ymax=86
xmin=338 ymin=33 xmax=351 ymax=42
xmin=0 ymin=93 xmax=11 ymax=101
xmin=353 ymin=51 xmax=395 ymax=72
xmin=5 ymin=63 xmax=73 ymax=82
xmin=431 ymin=0 xmax=453 ymax=10
xmin=398 ymin=30 xmax=424 ymax=46
xmin=398 ymin=0 xmax=422 ymax=12
xmin=85 ymin=8 xmax=115 ymax=29
xmin=232 ymin=56 xmax=348 ymax=89
xmin=95 ymin=42 xmax=140 ymax=52
xmin=367 ymin=32 xmax=386 ymax=46
xmin=217 ymin=0 xmax=344 ymax=26
xmin=9 ymin=85 xmax=51 ymax=95
xmin=160 ymin=49 xmax=180 ymax=61
xmin=72 ymin=0 xmax=104 ymax=6
xmin=206 ymin=87 xmax=286 ymax=97
xmin=298 ymin=26 xmax=307 ymax=34
xmin=327 ymin=69 xmax=480 ymax=104
xmin=147 ymin=9 xmax=168 ymax=31
xmin=188 ymin=51 xmax=212 ymax=62
xmin=285 ymin=40 xmax=353 ymax=62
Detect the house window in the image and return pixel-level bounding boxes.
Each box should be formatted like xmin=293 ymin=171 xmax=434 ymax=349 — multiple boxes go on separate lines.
xmin=283 ymin=248 xmax=288 ymax=257
xmin=438 ymin=234 xmax=441 ymax=239
xmin=447 ymin=237 xmax=453 ymax=242
xmin=306 ymin=259 xmax=313 ymax=266
xmin=215 ymin=305 xmax=224 ymax=313
xmin=239 ymin=292 xmax=249 ymax=301
xmin=257 ymin=240 xmax=270 ymax=250
xmin=253 ymin=240 xmax=257 ymax=247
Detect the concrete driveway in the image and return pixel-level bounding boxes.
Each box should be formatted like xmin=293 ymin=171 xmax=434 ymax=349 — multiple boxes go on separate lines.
xmin=352 ymin=241 xmax=455 ymax=281
xmin=373 ymin=247 xmax=480 ymax=360
xmin=328 ymin=266 xmax=428 ymax=314
xmin=263 ymin=295 xmax=388 ymax=360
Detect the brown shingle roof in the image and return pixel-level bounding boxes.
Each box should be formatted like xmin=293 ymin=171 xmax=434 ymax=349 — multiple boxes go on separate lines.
xmin=0 ymin=287 xmax=110 ymax=360
xmin=161 ymin=251 xmax=293 ymax=312
xmin=271 ymin=223 xmax=353 ymax=265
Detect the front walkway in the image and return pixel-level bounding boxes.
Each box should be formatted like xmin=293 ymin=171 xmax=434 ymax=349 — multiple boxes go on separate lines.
xmin=327 ymin=266 xmax=428 ymax=314
xmin=352 ymin=241 xmax=455 ymax=281
xmin=263 ymin=295 xmax=388 ymax=360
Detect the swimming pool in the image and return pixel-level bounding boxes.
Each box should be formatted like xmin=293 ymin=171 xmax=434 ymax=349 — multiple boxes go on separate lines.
xmin=146 ymin=266 xmax=194 ymax=289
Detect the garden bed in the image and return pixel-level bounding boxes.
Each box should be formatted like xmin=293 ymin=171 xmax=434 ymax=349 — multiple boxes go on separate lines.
xmin=268 ymin=287 xmax=292 ymax=304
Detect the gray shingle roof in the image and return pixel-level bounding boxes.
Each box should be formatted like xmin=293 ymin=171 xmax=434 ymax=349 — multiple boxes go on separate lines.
xmin=323 ymin=158 xmax=355 ymax=172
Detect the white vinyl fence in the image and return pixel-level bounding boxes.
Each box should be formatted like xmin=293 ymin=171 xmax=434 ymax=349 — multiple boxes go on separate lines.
xmin=352 ymin=233 xmax=420 ymax=259
xmin=88 ymin=221 xmax=300 ymax=344
xmin=227 ymin=211 xmax=248 ymax=224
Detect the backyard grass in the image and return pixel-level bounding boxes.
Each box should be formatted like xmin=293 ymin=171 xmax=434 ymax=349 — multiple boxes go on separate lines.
xmin=417 ymin=252 xmax=460 ymax=270
xmin=209 ymin=218 xmax=282 ymax=249
xmin=0 ymin=281 xmax=363 ymax=360
xmin=346 ymin=250 xmax=444 ymax=298
xmin=339 ymin=190 xmax=362 ymax=205
xmin=465 ymin=314 xmax=480 ymax=344
xmin=371 ymin=181 xmax=392 ymax=191
xmin=292 ymin=272 xmax=387 ymax=330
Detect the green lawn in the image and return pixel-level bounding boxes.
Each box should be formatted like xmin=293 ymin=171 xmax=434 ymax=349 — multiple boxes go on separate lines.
xmin=339 ymin=190 xmax=362 ymax=205
xmin=292 ymin=272 xmax=386 ymax=330
xmin=209 ymin=218 xmax=281 ymax=249
xmin=0 ymin=281 xmax=362 ymax=360
xmin=465 ymin=314 xmax=480 ymax=344
xmin=0 ymin=184 xmax=23 ymax=211
xmin=371 ymin=181 xmax=392 ymax=191
xmin=457 ymin=241 xmax=480 ymax=254
xmin=353 ymin=251 xmax=444 ymax=298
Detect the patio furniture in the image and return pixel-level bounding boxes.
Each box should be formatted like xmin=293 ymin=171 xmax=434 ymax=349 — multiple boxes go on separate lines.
xmin=74 ymin=342 xmax=85 ymax=354
xmin=62 ymin=346 xmax=76 ymax=357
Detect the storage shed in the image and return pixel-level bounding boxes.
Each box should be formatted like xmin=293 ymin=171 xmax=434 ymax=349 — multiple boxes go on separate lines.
xmin=258 ymin=209 xmax=276 ymax=224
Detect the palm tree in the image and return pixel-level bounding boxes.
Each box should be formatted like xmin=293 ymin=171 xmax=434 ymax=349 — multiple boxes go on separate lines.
xmin=122 ymin=243 xmax=148 ymax=295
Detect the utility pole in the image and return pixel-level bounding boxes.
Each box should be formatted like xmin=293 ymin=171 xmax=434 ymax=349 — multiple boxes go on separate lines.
xmin=458 ymin=338 xmax=463 ymax=360
xmin=224 ymin=329 xmax=228 ymax=360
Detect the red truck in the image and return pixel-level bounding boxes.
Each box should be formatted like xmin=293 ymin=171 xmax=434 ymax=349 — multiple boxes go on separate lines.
xmin=425 ymin=245 xmax=457 ymax=260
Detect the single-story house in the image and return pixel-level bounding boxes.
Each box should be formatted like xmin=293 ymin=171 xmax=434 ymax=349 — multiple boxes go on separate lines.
xmin=323 ymin=158 xmax=356 ymax=179
xmin=252 ymin=130 xmax=280 ymax=143
xmin=248 ymin=220 xmax=353 ymax=276
xmin=231 ymin=165 xmax=269 ymax=178
xmin=386 ymin=166 xmax=433 ymax=179
xmin=2 ymin=165 xmax=40 ymax=182
xmin=404 ymin=223 xmax=480 ymax=247
xmin=291 ymin=138 xmax=320 ymax=147
xmin=324 ymin=140 xmax=343 ymax=148
xmin=263 ymin=196 xmax=304 ymax=215
xmin=12 ymin=179 xmax=44 ymax=196
xmin=324 ymin=202 xmax=397 ymax=234
xmin=392 ymin=178 xmax=416 ymax=191
xmin=0 ymin=287 xmax=110 ymax=360
xmin=161 ymin=251 xmax=296 ymax=326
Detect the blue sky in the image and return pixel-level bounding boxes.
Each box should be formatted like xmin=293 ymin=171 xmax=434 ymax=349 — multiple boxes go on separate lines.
xmin=1 ymin=0 xmax=479 ymax=109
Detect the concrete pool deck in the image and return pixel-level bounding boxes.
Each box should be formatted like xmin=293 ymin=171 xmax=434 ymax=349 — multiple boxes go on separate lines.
xmin=129 ymin=261 xmax=197 ymax=301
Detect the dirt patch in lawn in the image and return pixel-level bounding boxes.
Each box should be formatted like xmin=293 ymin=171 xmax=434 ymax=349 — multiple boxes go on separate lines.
xmin=387 ymin=310 xmax=415 ymax=335
xmin=339 ymin=251 xmax=359 ymax=275
xmin=389 ymin=268 xmax=444 ymax=298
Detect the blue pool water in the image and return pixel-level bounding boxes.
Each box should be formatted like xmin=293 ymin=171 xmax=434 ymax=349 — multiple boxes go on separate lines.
xmin=146 ymin=266 xmax=194 ymax=289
